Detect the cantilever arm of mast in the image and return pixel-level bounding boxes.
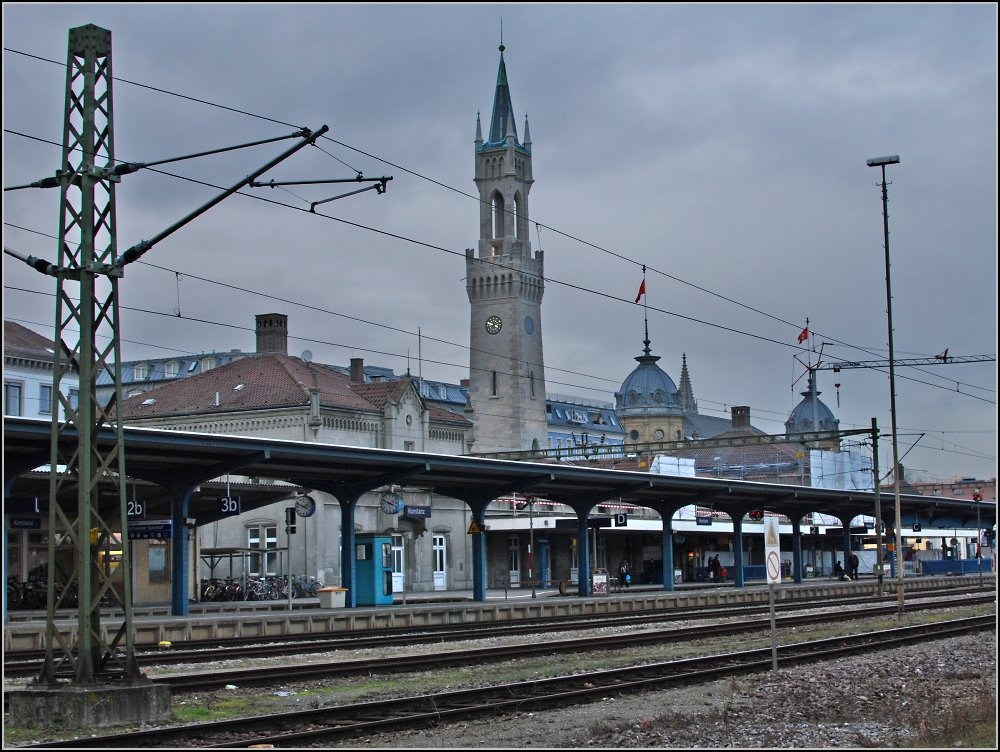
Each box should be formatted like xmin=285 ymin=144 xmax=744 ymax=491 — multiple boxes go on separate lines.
xmin=818 ymin=355 xmax=995 ymax=369
xmin=111 ymin=125 xmax=329 ymax=273
xmin=248 ymin=174 xmax=393 ymax=212
xmin=111 ymin=130 xmax=319 ymax=176
xmin=3 ymin=246 xmax=59 ymax=277
xmin=3 ymin=130 xmax=315 ymax=190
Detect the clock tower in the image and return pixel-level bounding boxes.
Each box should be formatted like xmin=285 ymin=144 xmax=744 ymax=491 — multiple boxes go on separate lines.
xmin=466 ymin=44 xmax=547 ymax=455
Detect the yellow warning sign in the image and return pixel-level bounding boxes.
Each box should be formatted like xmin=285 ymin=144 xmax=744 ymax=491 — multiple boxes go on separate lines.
xmin=468 ymin=520 xmax=483 ymax=535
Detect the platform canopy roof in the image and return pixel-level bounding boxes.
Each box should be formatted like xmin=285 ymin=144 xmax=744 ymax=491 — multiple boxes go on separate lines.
xmin=3 ymin=417 xmax=994 ymax=530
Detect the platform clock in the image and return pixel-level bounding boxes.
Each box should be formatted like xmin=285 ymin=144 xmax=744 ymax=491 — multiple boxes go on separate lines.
xmin=380 ymin=492 xmax=401 ymax=515
xmin=294 ymin=494 xmax=316 ymax=518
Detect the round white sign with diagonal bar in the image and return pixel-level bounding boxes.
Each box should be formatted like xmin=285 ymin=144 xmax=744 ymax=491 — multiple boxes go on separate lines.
xmin=767 ymin=550 xmax=781 ymax=583
xmin=764 ymin=516 xmax=782 ymax=584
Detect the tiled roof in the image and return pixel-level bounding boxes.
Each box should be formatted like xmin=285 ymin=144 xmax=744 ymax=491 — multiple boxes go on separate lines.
xmin=352 ymin=378 xmax=470 ymax=425
xmin=4 ymin=321 xmax=57 ymax=362
xmin=119 ymin=354 xmax=377 ymax=419
xmin=117 ymin=353 xmax=470 ymax=427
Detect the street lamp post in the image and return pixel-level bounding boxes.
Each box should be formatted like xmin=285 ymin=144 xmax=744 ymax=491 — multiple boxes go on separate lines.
xmin=867 ymin=154 xmax=904 ymax=617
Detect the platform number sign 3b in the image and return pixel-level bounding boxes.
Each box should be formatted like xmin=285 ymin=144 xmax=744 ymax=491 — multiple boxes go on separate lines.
xmin=218 ymin=496 xmax=242 ymax=516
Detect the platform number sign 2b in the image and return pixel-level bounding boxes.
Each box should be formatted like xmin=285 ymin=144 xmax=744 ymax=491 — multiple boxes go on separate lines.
xmin=126 ymin=499 xmax=146 ymax=520
xmin=218 ymin=496 xmax=242 ymax=516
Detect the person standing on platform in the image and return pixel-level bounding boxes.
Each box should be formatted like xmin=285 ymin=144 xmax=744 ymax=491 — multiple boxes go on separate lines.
xmin=848 ymin=553 xmax=860 ymax=581
xmin=619 ymin=558 xmax=631 ymax=589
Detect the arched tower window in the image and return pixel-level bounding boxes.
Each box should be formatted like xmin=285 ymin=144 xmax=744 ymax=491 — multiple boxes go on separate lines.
xmin=492 ymin=192 xmax=505 ymax=239
xmin=514 ymin=191 xmax=527 ymax=240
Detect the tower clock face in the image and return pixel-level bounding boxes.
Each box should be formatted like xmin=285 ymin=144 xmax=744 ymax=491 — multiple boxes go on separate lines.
xmin=485 ymin=315 xmax=503 ymax=335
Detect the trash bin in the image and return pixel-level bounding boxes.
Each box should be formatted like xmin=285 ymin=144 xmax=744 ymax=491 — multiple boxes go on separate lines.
xmin=317 ymin=586 xmax=347 ymax=608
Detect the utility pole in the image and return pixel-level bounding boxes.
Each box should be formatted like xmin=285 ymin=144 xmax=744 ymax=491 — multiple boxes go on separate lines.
xmin=6 ymin=25 xmax=350 ymax=724
xmin=39 ymin=23 xmax=142 ymax=686
xmin=867 ymin=154 xmax=904 ymax=617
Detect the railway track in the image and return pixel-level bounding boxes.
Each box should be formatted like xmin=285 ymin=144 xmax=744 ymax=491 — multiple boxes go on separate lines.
xmin=18 ymin=615 xmax=994 ymax=749
xmin=5 ymin=587 xmax=992 ymax=678
xmin=152 ymin=594 xmax=995 ymax=692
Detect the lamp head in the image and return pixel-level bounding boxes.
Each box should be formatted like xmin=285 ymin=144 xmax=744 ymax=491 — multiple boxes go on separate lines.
xmin=867 ymin=155 xmax=900 ymax=167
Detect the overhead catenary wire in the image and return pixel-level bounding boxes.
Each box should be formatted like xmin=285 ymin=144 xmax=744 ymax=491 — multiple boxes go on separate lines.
xmin=2 ymin=46 xmax=994 ymax=468
xmin=1 ymin=67 xmax=990 ymax=390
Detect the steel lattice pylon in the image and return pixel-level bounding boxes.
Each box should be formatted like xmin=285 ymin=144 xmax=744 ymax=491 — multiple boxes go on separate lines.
xmin=38 ymin=24 xmax=144 ymax=686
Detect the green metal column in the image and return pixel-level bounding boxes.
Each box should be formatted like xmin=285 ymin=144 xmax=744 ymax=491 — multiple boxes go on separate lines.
xmin=38 ymin=24 xmax=142 ymax=686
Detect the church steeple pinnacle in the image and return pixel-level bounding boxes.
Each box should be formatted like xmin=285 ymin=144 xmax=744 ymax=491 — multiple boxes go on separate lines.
xmin=677 ymin=353 xmax=698 ymax=414
xmin=488 ymin=44 xmax=519 ymax=146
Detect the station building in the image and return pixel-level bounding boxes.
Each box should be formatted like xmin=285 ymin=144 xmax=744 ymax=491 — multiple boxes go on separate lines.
xmin=4 ymin=46 xmax=994 ymax=608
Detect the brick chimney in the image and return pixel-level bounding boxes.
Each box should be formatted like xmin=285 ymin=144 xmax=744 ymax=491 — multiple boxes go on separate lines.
xmin=731 ymin=405 xmax=750 ymax=429
xmin=350 ymin=357 xmax=365 ymax=383
xmin=255 ymin=313 xmax=288 ymax=355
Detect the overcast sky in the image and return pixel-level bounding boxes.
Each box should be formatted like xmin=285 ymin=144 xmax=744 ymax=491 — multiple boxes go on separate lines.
xmin=3 ymin=3 xmax=996 ymax=485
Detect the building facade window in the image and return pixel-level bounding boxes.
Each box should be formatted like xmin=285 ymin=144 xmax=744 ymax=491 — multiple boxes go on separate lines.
xmin=247 ymin=524 xmax=278 ymax=576
xmin=68 ymin=388 xmax=79 ymax=410
xmin=133 ymin=364 xmax=148 ymax=380
xmin=164 ymin=361 xmax=179 ymax=378
xmin=38 ymin=383 xmax=52 ymax=415
xmin=4 ymin=380 xmax=24 ymax=416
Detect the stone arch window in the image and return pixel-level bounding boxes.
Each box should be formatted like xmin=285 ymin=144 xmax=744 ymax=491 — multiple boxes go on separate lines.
xmin=513 ymin=192 xmax=521 ymax=239
xmin=491 ymin=370 xmax=498 ymax=396
xmin=627 ymin=390 xmax=640 ymax=405
xmin=652 ymin=389 xmax=665 ymax=404
xmin=491 ymin=191 xmax=505 ymax=239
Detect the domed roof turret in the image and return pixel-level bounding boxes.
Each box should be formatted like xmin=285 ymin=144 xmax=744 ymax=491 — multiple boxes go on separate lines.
xmin=785 ymin=370 xmax=839 ymax=433
xmin=614 ymin=336 xmax=682 ymax=416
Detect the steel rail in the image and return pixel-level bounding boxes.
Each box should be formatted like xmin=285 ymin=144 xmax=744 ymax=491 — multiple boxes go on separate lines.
xmin=4 ymin=585 xmax=990 ymax=676
xmin=20 ymin=615 xmax=994 ymax=749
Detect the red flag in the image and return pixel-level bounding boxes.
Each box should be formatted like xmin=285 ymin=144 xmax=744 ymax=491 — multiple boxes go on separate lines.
xmin=797 ymin=326 xmax=809 ymax=344
xmin=634 ymin=279 xmax=646 ymax=304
